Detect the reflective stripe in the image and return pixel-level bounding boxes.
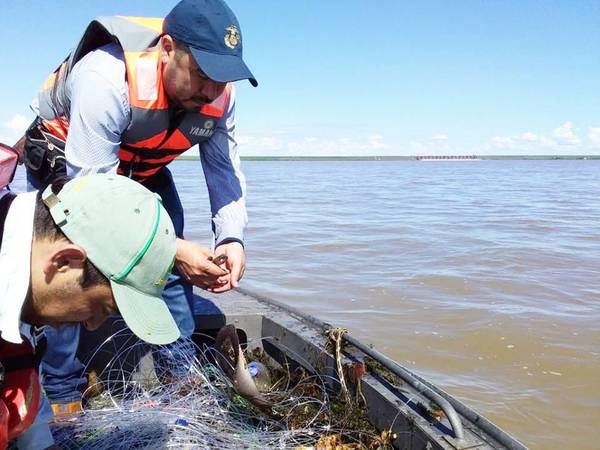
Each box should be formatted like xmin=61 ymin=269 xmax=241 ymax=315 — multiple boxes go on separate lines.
xmin=124 ymin=50 xmax=167 ymax=108
xmin=40 ymin=118 xmax=69 ymax=141
xmin=117 ymin=16 xmax=163 ymax=33
xmin=50 ymin=401 xmax=81 ymax=416
xmin=41 ymin=72 xmax=58 ymax=91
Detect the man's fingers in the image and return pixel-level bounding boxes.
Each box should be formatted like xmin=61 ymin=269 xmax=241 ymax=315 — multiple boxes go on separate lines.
xmin=216 ymin=273 xmax=230 ymax=283
xmin=204 ymin=261 xmax=228 ymax=276
xmin=230 ymin=268 xmax=240 ymax=288
xmin=210 ymin=283 xmax=232 ymax=293
xmin=209 ymin=273 xmax=233 ymax=293
xmin=229 ymin=260 xmax=245 ymax=286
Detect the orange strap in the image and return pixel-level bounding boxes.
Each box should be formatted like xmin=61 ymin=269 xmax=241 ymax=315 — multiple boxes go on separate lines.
xmin=51 ymin=401 xmax=82 ymax=416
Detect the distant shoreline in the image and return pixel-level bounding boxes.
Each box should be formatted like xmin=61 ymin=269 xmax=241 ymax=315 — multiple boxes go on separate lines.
xmin=177 ymin=155 xmax=600 ymax=161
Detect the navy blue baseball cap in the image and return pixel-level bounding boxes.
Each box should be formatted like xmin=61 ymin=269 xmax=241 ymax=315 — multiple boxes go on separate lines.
xmin=164 ymin=0 xmax=257 ymax=87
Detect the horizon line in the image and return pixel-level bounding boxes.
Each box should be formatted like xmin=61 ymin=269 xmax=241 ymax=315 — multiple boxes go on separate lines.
xmin=177 ymin=155 xmax=600 ymax=161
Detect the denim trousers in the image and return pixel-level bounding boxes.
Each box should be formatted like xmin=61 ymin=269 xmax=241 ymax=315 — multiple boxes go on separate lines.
xmin=30 ymin=168 xmax=196 ymax=403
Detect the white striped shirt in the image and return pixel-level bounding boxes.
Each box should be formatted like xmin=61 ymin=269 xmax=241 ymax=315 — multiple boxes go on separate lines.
xmin=48 ymin=43 xmax=247 ymax=245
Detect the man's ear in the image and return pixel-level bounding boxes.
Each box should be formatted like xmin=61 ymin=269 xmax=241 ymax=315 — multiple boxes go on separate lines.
xmin=43 ymin=243 xmax=87 ymax=278
xmin=160 ymin=34 xmax=176 ymax=63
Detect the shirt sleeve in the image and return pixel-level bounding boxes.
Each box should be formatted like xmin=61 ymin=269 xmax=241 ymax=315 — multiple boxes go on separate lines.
xmin=64 ymin=46 xmax=130 ymax=177
xmin=199 ymin=85 xmax=248 ymax=246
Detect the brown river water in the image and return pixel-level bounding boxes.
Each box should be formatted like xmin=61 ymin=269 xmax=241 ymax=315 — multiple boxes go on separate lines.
xmin=12 ymin=159 xmax=600 ymax=449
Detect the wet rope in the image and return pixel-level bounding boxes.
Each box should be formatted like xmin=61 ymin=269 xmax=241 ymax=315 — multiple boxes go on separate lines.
xmin=327 ymin=327 xmax=352 ymax=405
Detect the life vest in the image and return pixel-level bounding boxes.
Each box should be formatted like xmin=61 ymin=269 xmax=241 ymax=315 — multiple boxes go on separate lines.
xmin=37 ymin=16 xmax=231 ymax=182
xmin=0 ymin=144 xmax=18 ymax=191
xmin=0 ymin=194 xmax=42 ymax=447
xmin=0 ymin=339 xmax=42 ymax=448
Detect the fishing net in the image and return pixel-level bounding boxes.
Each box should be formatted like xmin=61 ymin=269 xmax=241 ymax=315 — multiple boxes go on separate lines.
xmin=50 ymin=328 xmax=390 ymax=449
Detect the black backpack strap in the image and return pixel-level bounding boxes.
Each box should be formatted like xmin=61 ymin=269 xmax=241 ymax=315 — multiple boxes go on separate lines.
xmin=22 ymin=118 xmax=67 ymax=186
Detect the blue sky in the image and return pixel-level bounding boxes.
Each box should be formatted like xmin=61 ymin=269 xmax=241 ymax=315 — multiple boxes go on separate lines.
xmin=1 ymin=1 xmax=598 ymax=156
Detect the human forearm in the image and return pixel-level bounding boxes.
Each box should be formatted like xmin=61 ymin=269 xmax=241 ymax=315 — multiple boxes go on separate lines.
xmin=199 ymin=85 xmax=248 ymax=246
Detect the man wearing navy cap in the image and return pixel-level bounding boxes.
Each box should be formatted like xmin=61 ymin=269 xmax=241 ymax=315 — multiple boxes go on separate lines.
xmin=19 ymin=0 xmax=257 ymax=422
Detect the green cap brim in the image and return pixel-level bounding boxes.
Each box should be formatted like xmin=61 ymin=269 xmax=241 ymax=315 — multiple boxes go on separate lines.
xmin=110 ymin=280 xmax=180 ymax=345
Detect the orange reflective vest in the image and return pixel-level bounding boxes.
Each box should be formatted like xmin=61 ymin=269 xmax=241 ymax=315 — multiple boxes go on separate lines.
xmin=37 ymin=16 xmax=231 ymax=182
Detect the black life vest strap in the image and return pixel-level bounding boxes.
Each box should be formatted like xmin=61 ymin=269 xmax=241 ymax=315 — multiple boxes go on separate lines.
xmin=0 ymin=355 xmax=37 ymax=373
xmin=0 ymin=333 xmax=45 ymax=388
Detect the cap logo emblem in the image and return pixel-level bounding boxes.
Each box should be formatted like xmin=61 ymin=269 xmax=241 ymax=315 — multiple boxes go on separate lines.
xmin=154 ymin=278 xmax=167 ymax=286
xmin=224 ymin=25 xmax=241 ymax=49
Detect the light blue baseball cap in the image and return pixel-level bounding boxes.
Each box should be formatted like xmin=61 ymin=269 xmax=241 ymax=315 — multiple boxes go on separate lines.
xmin=42 ymin=174 xmax=181 ymax=345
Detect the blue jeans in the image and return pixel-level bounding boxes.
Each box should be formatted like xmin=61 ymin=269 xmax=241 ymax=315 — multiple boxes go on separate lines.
xmin=31 ymin=168 xmax=196 ymax=403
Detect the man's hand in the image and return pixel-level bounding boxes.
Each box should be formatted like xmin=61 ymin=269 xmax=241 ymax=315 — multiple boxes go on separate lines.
xmin=175 ymin=238 xmax=228 ymax=290
xmin=211 ymin=241 xmax=246 ymax=293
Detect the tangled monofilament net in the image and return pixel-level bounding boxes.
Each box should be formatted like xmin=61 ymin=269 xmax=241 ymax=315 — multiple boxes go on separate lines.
xmin=50 ymin=328 xmax=375 ymax=449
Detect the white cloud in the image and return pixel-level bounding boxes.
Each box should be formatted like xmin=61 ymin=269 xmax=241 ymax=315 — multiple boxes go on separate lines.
xmin=490 ymin=132 xmax=551 ymax=152
xmin=368 ymin=135 xmax=387 ymax=149
xmin=491 ymin=136 xmax=516 ymax=149
xmin=3 ymin=114 xmax=29 ymax=133
xmin=235 ymin=132 xmax=395 ymax=157
xmin=587 ymin=127 xmax=600 ymax=147
xmin=520 ymin=132 xmax=538 ymax=142
xmin=237 ymin=134 xmax=285 ymax=151
xmin=1 ymin=113 xmax=31 ymax=145
xmin=552 ymin=121 xmax=580 ymax=146
xmin=482 ymin=122 xmax=600 ymax=155
xmin=487 ymin=135 xmax=548 ymax=154
xmin=431 ymin=134 xmax=449 ymax=142
xmin=219 ymin=122 xmax=599 ymax=157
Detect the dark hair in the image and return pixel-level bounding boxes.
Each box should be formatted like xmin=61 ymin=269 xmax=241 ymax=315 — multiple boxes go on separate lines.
xmin=33 ymin=176 xmax=109 ymax=290
xmin=172 ymin=38 xmax=192 ymax=61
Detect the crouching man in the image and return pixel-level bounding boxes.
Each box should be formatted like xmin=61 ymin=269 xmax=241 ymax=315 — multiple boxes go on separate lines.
xmin=0 ymin=174 xmax=181 ymax=449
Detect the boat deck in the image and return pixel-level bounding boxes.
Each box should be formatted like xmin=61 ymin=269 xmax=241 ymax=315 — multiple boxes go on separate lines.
xmin=191 ymin=288 xmax=526 ymax=450
xmin=80 ymin=288 xmax=527 ymax=450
